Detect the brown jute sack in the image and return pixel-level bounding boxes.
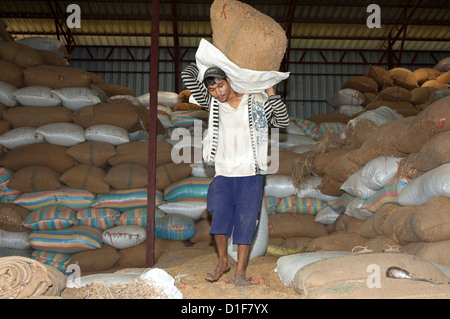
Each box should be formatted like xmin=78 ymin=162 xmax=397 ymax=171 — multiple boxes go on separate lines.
xmin=332 ymin=214 xmax=365 ymax=234
xmin=408 ymin=130 xmax=450 ymax=172
xmin=292 ymin=252 xmax=450 ymax=297
xmin=155 ymin=162 xmax=192 ymax=191
xmin=396 ymin=96 xmax=450 ymax=154
xmin=348 ymin=117 xmax=412 ymax=166
xmin=95 ymin=83 xmax=135 ymax=97
xmin=399 ymin=197 xmax=450 ymax=243
xmin=8 ymin=165 xmax=62 ymax=193
xmin=0 ymin=144 xmax=76 ymax=173
xmin=67 ymin=141 xmax=117 ymax=168
xmin=413 ymin=68 xmax=441 ymax=85
xmin=68 ymin=244 xmax=120 ymax=273
xmin=377 ymin=86 xmax=412 ymax=102
xmin=389 ymin=67 xmax=419 ymax=90
xmin=23 ymin=65 xmax=91 ymax=89
xmin=437 ymin=70 xmax=450 ymax=84
xmin=104 ymin=163 xmax=148 ymax=189
xmin=0 ymin=42 xmax=43 ymax=68
xmin=410 ymin=86 xmax=439 ymax=105
xmin=0 ymin=58 xmax=24 ymax=87
xmin=317 ymin=174 xmax=344 ymax=197
xmin=322 ymin=149 xmax=361 ymax=183
xmin=307 ymin=232 xmax=367 ymax=252
xmin=0 ymin=203 xmax=30 ymax=232
xmin=0 ymin=119 xmax=10 ymax=135
xmin=366 ymin=65 xmax=393 ymax=89
xmin=268 ymin=214 xmax=328 ymax=239
xmin=108 ymin=140 xmax=174 ymax=167
xmin=2 ymin=106 xmax=72 ymax=128
xmin=421 ymin=79 xmax=448 ymax=89
xmin=364 ymin=100 xmax=415 ymax=111
xmin=357 ymin=204 xmax=401 ymax=239
xmin=383 ymin=206 xmax=414 ymax=244
xmin=71 ymin=103 xmax=140 ymax=131
xmin=269 ymin=150 xmax=304 ymax=175
xmin=312 ymin=145 xmax=354 ymax=176
xmin=210 ymin=0 xmax=287 ymax=71
xmin=341 ymin=76 xmax=378 ymax=94
xmin=404 ymin=240 xmax=450 ymax=267
xmin=59 ymin=164 xmax=110 ymax=194
xmin=37 ymin=49 xmax=70 ymax=67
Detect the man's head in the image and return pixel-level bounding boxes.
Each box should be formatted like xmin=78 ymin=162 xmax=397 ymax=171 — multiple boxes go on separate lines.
xmin=203 ymin=67 xmax=232 ymax=103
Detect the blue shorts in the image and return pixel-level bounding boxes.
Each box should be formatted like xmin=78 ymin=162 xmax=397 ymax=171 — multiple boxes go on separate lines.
xmin=207 ymin=175 xmax=265 ymax=245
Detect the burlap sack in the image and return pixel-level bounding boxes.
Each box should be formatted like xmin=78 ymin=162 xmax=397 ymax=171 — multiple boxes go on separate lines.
xmin=67 ymin=141 xmax=117 ymax=168
xmin=104 ymin=163 xmax=148 ymax=189
xmin=382 ymin=206 xmax=414 ymax=244
xmin=322 ymin=149 xmax=361 ymax=183
xmin=178 ymin=90 xmax=191 ymax=103
xmin=413 ymin=68 xmax=441 ymax=85
xmin=307 ymin=113 xmax=351 ymax=124
xmin=332 ymin=214 xmax=365 ymax=234
xmin=37 ymin=49 xmax=70 ymax=67
xmin=59 ymin=164 xmax=111 ymax=194
xmin=312 ymin=145 xmax=355 ymax=176
xmin=357 ymin=204 xmax=400 ymax=239
xmin=410 ymin=86 xmax=439 ymax=105
xmin=0 ymin=58 xmax=24 ymax=87
xmin=408 ymin=130 xmax=450 ymax=172
xmin=155 ymin=162 xmax=193 ymax=191
xmin=0 ymin=119 xmax=10 ymax=134
xmin=108 ymin=140 xmax=173 ymax=167
xmin=0 ymin=42 xmax=43 ymax=68
xmin=437 ymin=70 xmax=450 ymax=84
xmin=269 ymin=149 xmax=304 ymax=175
xmin=0 ymin=203 xmax=30 ymax=232
xmin=173 ymin=102 xmax=203 ymax=111
xmin=68 ymin=244 xmax=120 ymax=273
xmin=341 ymin=76 xmax=378 ymax=94
xmin=8 ymin=165 xmax=62 ymax=193
xmin=396 ymin=96 xmax=450 ymax=154
xmin=307 ymin=232 xmax=367 ymax=252
xmin=0 ymin=144 xmax=76 ymax=173
xmin=3 ymin=106 xmax=72 ymax=128
xmin=403 ymin=240 xmax=450 ymax=267
xmin=95 ymin=83 xmax=135 ymax=97
xmin=421 ymin=79 xmax=448 ymax=89
xmin=189 ymin=218 xmax=212 ymax=244
xmin=117 ymin=238 xmax=187 ymax=268
xmin=394 ymin=108 xmax=421 ymax=118
xmin=317 ymin=174 xmax=344 ymax=197
xmin=23 ymin=65 xmax=91 ymax=89
xmin=71 ymin=103 xmax=140 ymax=131
xmin=210 ymin=0 xmax=287 ymax=71
xmin=364 ymin=100 xmax=415 ymax=111
xmin=377 ymin=86 xmax=412 ymax=102
xmin=348 ymin=117 xmax=412 ymax=166
xmin=292 ymin=253 xmax=450 ymax=297
xmin=389 ymin=67 xmax=419 ymax=90
xmin=268 ymin=214 xmax=328 ymax=239
xmin=366 ymin=65 xmax=393 ymax=88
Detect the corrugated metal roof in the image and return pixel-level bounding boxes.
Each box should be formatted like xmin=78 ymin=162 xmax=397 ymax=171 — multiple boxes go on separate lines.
xmin=1 ymin=0 xmax=449 ymax=51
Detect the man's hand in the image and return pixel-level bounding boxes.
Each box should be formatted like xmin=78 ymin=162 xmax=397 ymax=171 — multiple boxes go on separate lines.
xmin=265 ymin=85 xmax=277 ymax=96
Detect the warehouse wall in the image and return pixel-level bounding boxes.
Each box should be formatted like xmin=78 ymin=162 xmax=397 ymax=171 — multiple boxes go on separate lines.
xmin=70 ymin=46 xmax=448 ymax=119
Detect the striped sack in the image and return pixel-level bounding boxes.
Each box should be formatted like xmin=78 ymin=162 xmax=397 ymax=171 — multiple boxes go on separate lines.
xmin=31 ymin=250 xmax=72 ymax=273
xmin=115 ymin=207 xmax=165 ymax=227
xmin=293 ymin=118 xmax=321 ymax=140
xmin=276 ymin=196 xmax=327 ymax=215
xmin=318 ymin=122 xmax=347 ymax=136
xmin=91 ymin=188 xmax=163 ymax=210
xmin=13 ymin=187 xmax=95 ymax=210
xmin=265 ymin=196 xmax=280 ymax=215
xmin=163 ymin=177 xmax=212 ymax=202
xmin=22 ymin=206 xmax=76 ymax=230
xmin=28 ymin=226 xmax=102 ymax=253
xmin=361 ymin=179 xmax=408 ymax=213
xmin=76 ymin=208 xmax=121 ymax=230
xmin=328 ymin=193 xmax=356 ymax=213
xmin=155 ymin=214 xmax=196 ymax=241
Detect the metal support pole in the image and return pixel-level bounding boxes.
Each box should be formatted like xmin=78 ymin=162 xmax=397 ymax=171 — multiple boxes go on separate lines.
xmin=146 ymin=0 xmax=159 ymax=268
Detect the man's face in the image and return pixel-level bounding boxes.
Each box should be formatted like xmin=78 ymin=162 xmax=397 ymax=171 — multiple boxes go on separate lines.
xmin=206 ymin=78 xmax=232 ymax=103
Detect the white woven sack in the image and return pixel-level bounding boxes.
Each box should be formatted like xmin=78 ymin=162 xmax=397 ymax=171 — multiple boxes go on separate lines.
xmin=13 ymin=86 xmax=61 ymax=107
xmin=398 ymin=163 xmax=450 ymax=206
xmin=289 ymin=143 xmax=317 ymax=154
xmin=327 ymin=88 xmax=365 ymax=108
xmin=85 ymin=124 xmax=130 ymax=146
xmin=340 ymin=169 xmax=377 ymax=200
xmin=228 ymin=199 xmax=268 ymax=263
xmin=284 ymin=120 xmax=306 ymax=136
xmin=315 ymin=206 xmax=340 ymax=225
xmin=0 ymin=81 xmax=18 ymax=107
xmin=52 ymin=87 xmax=101 ymax=111
xmin=158 ymin=200 xmax=206 ymax=222
xmin=102 ymin=225 xmax=146 ymax=249
xmin=296 ymin=176 xmax=340 ymax=202
xmin=0 ymin=229 xmax=30 ymax=249
xmin=36 ymin=122 xmax=85 ymax=147
xmin=336 ymin=104 xmax=365 ymax=117
xmin=264 ymin=175 xmax=297 ymax=198
xmin=344 ymin=198 xmax=372 ymax=220
xmin=360 ymin=156 xmax=402 ymax=191
xmin=0 ymin=127 xmax=44 ymax=149
xmin=273 ymin=133 xmax=317 ymax=150
xmin=137 ymin=91 xmax=179 ymax=108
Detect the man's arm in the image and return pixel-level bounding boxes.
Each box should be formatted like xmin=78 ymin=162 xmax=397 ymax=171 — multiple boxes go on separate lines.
xmin=264 ymin=86 xmax=290 ymax=128
xmin=180 ymin=63 xmax=212 ymax=110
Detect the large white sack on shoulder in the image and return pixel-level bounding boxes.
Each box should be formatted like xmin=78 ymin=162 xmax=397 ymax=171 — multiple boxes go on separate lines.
xmin=275 ymin=251 xmax=350 ymax=286
xmin=0 ymin=81 xmax=18 ymax=107
xmin=398 ymin=163 xmax=450 ymax=206
xmin=228 ymin=199 xmax=268 ymax=263
xmin=327 ymin=88 xmax=365 ymax=108
xmin=190 ymin=162 xmax=215 ymax=178
xmin=36 ymin=122 xmax=85 ymax=147
xmin=13 ymin=86 xmax=61 ymax=106
xmin=264 ymin=175 xmax=297 ymax=198
xmin=158 ymin=200 xmax=206 ymax=222
xmin=0 ymin=127 xmax=44 ymax=149
xmin=344 ymin=198 xmax=372 ymax=220
xmin=140 ymin=268 xmax=183 ymax=299
xmin=315 ymin=206 xmax=340 ymax=225
xmin=102 ymin=225 xmax=146 ymax=249
xmin=360 ymin=156 xmax=402 ymax=190
xmin=0 ymin=229 xmax=30 ymax=249
xmin=85 ymin=124 xmax=130 ymax=146
xmin=296 ymin=176 xmax=340 ymax=202
xmin=341 ymin=169 xmax=377 ymax=199
xmin=289 ymin=143 xmax=317 ymax=154
xmin=196 ymin=39 xmax=289 ymax=94
xmin=272 ymin=133 xmax=317 ymax=150
xmin=51 ymin=87 xmax=101 ymax=111
xmin=66 ymin=272 xmax=139 ymax=288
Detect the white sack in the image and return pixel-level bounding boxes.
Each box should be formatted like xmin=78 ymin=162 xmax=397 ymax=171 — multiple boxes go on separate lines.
xmin=195 ymin=38 xmax=289 ymax=94
xmin=158 ymin=200 xmax=206 ymax=222
xmin=85 ymin=124 xmax=130 ymax=145
xmin=0 ymin=81 xmax=18 ymax=107
xmin=264 ymin=175 xmax=297 ymax=198
xmin=36 ymin=122 xmax=85 ymax=147
xmin=102 ymin=225 xmax=146 ymax=249
xmin=137 ymin=91 xmax=179 ymax=108
xmin=0 ymin=229 xmax=30 ymax=249
xmin=360 ymin=156 xmax=402 ymax=191
xmin=296 ymin=176 xmax=340 ymax=202
xmin=13 ymin=86 xmax=61 ymax=107
xmin=340 ymin=169 xmax=378 ymax=200
xmin=52 ymin=87 xmax=101 ymax=111
xmin=315 ymin=206 xmax=340 ymax=225
xmin=327 ymin=88 xmax=365 ymax=108
xmin=0 ymin=127 xmax=44 ymax=149
xmin=344 ymin=198 xmax=372 ymax=220
xmin=272 ymin=133 xmax=317 ymax=150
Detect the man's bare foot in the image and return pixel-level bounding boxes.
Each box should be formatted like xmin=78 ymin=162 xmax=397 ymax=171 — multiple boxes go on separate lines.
xmin=234 ymin=274 xmax=250 ymax=286
xmin=206 ymin=262 xmax=230 ymax=282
